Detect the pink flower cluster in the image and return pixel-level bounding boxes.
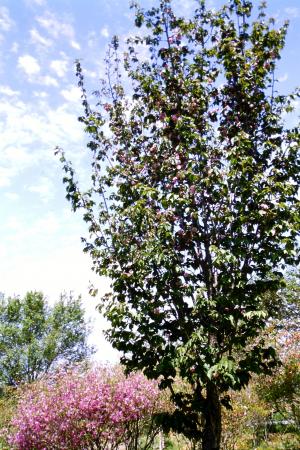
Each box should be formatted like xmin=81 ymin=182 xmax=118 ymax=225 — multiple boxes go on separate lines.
xmin=9 ymin=366 xmax=162 ymax=450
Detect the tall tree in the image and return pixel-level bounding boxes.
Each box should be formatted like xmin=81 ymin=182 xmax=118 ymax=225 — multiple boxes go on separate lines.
xmin=0 ymin=291 xmax=93 ymax=386
xmin=59 ymin=1 xmax=300 ymax=448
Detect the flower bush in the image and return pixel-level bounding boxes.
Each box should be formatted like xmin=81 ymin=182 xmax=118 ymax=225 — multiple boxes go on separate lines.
xmin=8 ymin=366 xmax=165 ymax=450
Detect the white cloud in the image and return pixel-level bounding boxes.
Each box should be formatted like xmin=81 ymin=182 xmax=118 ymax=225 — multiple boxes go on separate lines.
xmin=0 ymin=167 xmax=15 ymax=187
xmin=10 ymin=42 xmax=19 ymax=53
xmin=50 ymin=58 xmax=68 ymax=77
xmin=0 ymin=6 xmax=14 ymax=32
xmin=5 ymin=215 xmax=22 ymax=231
xmin=0 ymin=98 xmax=25 ymax=119
xmin=0 ymin=85 xmax=20 ymax=96
xmin=85 ymin=69 xmax=97 ymax=79
xmin=70 ymin=40 xmax=80 ymax=50
xmin=24 ymin=0 xmax=47 ymax=6
xmin=33 ymin=90 xmax=48 ymax=98
xmin=172 ymin=0 xmax=215 ymax=16
xmin=36 ymin=11 xmax=82 ymax=51
xmin=18 ymin=54 xmax=41 ymax=76
xmin=17 ymin=56 xmax=58 ymax=86
xmin=87 ymin=31 xmax=97 ymax=47
xmin=38 ymin=74 xmax=58 ymax=87
xmin=34 ymin=212 xmax=61 ymax=233
xmin=30 ymin=0 xmax=47 ymax=5
xmin=0 ymin=139 xmax=35 ymax=186
xmin=0 ymin=94 xmax=85 ymax=189
xmin=37 ymin=11 xmax=74 ymax=40
xmin=4 ymin=192 xmax=20 ymax=201
xmin=30 ymin=28 xmax=53 ymax=47
xmin=0 ymin=95 xmax=91 ymax=318
xmin=172 ymin=0 xmax=195 ymax=16
xmin=60 ymin=86 xmax=81 ymax=102
xmin=100 ymin=27 xmax=109 ymax=38
xmin=284 ymin=7 xmax=300 ymax=19
xmin=45 ymin=104 xmax=83 ymax=146
xmin=27 ymin=176 xmax=55 ymax=202
xmin=278 ymin=73 xmax=288 ymax=83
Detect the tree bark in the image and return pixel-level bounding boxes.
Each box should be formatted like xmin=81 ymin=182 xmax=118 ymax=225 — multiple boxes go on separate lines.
xmin=202 ymin=382 xmax=222 ymax=450
xmin=158 ymin=430 xmax=164 ymax=450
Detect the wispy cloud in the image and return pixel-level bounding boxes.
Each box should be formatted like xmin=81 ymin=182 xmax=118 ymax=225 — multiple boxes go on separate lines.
xmin=0 ymin=167 xmax=16 ymax=188
xmin=38 ymin=75 xmax=58 ymax=87
xmin=4 ymin=192 xmax=20 ymax=201
xmin=284 ymin=7 xmax=300 ymax=19
xmin=87 ymin=31 xmax=97 ymax=48
xmin=33 ymin=90 xmax=48 ymax=98
xmin=36 ymin=11 xmax=77 ymax=43
xmin=278 ymin=73 xmax=288 ymax=83
xmin=172 ymin=0 xmax=199 ymax=16
xmin=27 ymin=176 xmax=55 ymax=202
xmin=0 ymin=92 xmax=84 ymax=189
xmin=30 ymin=28 xmax=53 ymax=47
xmin=37 ymin=11 xmax=69 ymax=38
xmin=36 ymin=11 xmax=82 ymax=51
xmin=0 ymin=6 xmax=14 ymax=32
xmin=25 ymin=0 xmax=47 ymax=6
xmin=10 ymin=42 xmax=19 ymax=53
xmin=0 ymin=85 xmax=20 ymax=96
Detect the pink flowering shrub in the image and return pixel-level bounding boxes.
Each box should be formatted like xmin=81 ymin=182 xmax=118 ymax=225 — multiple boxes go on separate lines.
xmin=8 ymin=366 xmax=165 ymax=450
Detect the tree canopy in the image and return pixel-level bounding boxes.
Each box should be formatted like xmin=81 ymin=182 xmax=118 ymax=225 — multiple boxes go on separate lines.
xmin=0 ymin=291 xmax=93 ymax=387
xmin=59 ymin=0 xmax=300 ymax=448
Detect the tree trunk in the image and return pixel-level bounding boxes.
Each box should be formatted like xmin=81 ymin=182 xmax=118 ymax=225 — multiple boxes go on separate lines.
xmin=158 ymin=430 xmax=164 ymax=450
xmin=202 ymin=382 xmax=222 ymax=450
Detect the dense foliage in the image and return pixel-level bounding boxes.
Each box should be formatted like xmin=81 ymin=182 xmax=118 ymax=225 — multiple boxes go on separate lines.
xmin=59 ymin=0 xmax=300 ymax=448
xmin=8 ymin=366 xmax=166 ymax=450
xmin=0 ymin=387 xmax=20 ymax=450
xmin=0 ymin=291 xmax=93 ymax=387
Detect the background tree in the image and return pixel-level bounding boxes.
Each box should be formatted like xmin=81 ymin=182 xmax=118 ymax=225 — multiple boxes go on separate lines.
xmin=59 ymin=0 xmax=300 ymax=448
xmin=0 ymin=291 xmax=93 ymax=386
xmin=276 ymin=269 xmax=300 ymax=333
xmin=257 ymin=276 xmax=300 ymax=441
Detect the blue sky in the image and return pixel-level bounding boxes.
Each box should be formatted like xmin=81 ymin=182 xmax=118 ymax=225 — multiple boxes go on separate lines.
xmin=0 ymin=0 xmax=299 ymax=360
